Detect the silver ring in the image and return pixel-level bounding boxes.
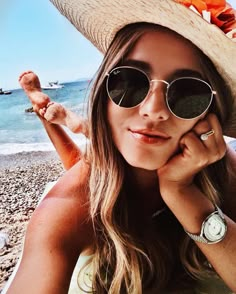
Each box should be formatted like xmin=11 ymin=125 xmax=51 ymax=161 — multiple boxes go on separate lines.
xmin=200 ymin=129 xmax=215 ymax=141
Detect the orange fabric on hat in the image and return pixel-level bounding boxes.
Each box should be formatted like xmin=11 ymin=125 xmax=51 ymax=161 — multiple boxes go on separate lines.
xmin=174 ymin=0 xmax=236 ymax=35
xmin=174 ymin=0 xmax=207 ymax=11
xmin=213 ymin=3 xmax=236 ymax=33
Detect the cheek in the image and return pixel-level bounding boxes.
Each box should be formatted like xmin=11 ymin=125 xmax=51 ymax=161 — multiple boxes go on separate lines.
xmin=107 ymin=99 xmax=134 ymax=135
xmin=174 ymin=117 xmax=200 ymax=137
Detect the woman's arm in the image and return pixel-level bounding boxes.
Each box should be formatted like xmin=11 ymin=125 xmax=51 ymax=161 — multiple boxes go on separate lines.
xmin=161 ymin=183 xmax=236 ymax=291
xmin=158 ymin=114 xmax=236 ymax=291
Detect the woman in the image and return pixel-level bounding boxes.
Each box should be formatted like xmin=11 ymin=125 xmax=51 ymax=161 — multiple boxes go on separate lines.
xmin=8 ymin=0 xmax=236 ymax=293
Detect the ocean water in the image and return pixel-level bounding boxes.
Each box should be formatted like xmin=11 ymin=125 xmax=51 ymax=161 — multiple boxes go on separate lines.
xmin=1 ymin=81 xmax=235 ymax=156
xmin=0 ymin=81 xmax=90 ymax=155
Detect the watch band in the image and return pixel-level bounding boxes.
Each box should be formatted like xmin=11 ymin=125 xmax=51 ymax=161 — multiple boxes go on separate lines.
xmin=184 ymin=205 xmax=227 ymax=244
xmin=185 ymin=230 xmax=209 ymax=243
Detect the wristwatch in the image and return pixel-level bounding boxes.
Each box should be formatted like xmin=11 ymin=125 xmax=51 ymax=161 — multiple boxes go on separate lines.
xmin=185 ymin=205 xmax=227 ymax=244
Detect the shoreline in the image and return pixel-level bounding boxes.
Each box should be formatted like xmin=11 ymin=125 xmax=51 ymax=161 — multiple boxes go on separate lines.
xmin=0 ymin=151 xmax=65 ymax=291
xmin=0 ymin=150 xmax=61 ymax=170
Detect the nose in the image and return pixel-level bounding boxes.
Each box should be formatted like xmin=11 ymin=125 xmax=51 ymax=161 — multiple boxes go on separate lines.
xmin=139 ymin=80 xmax=170 ymax=121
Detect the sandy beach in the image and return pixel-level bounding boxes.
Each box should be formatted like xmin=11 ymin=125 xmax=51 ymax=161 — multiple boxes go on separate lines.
xmin=0 ymin=151 xmax=65 ymax=292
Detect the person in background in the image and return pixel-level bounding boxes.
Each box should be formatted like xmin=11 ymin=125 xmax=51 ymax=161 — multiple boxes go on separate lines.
xmin=7 ymin=0 xmax=236 ymax=293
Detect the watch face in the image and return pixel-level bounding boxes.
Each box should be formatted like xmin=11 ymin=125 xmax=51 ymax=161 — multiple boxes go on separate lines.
xmin=203 ymin=214 xmax=226 ymax=242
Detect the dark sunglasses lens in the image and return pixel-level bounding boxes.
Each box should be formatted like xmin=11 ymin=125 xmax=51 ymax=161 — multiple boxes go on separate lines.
xmin=167 ymin=78 xmax=213 ymax=119
xmin=107 ymin=68 xmax=149 ymax=108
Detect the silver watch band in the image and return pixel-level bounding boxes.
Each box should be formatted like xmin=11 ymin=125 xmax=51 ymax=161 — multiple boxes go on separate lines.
xmin=185 ymin=231 xmax=209 ymax=243
xmin=184 ymin=205 xmax=227 ymax=244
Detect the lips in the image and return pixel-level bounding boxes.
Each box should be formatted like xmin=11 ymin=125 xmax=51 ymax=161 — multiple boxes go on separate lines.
xmin=129 ymin=128 xmax=171 ymax=144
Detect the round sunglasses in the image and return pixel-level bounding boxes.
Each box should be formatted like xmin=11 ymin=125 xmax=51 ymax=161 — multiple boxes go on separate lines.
xmin=106 ymin=66 xmax=216 ymax=120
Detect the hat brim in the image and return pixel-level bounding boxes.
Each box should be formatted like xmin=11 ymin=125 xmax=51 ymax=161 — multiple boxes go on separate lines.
xmin=50 ymin=0 xmax=236 ymax=137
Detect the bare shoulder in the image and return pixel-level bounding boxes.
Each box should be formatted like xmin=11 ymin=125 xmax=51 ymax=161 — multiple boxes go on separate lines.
xmin=223 ymin=146 xmax=236 ymax=221
xmin=8 ymin=159 xmax=93 ymax=293
xmin=45 ymin=157 xmax=91 ymax=203
xmin=31 ymin=158 xmax=92 ymax=249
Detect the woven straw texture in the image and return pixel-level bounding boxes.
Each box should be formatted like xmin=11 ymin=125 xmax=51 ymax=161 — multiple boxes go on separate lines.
xmin=50 ymin=0 xmax=236 ymax=137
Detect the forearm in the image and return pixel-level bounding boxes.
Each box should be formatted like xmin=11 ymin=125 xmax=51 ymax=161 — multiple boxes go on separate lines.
xmin=161 ymin=185 xmax=236 ymax=291
xmin=39 ymin=116 xmax=83 ymax=170
xmin=197 ymin=216 xmax=236 ymax=291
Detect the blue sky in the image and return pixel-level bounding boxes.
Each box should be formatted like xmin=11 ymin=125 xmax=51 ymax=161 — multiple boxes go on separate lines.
xmin=1 ymin=0 xmax=235 ymax=90
xmin=0 ymin=0 xmax=103 ymax=90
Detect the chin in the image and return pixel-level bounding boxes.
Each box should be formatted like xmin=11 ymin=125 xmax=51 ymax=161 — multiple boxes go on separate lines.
xmin=124 ymin=155 xmax=168 ymax=171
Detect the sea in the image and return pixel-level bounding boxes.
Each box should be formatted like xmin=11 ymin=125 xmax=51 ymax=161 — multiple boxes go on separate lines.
xmin=1 ymin=81 xmax=236 ymax=156
xmin=0 ymin=81 xmax=90 ymax=155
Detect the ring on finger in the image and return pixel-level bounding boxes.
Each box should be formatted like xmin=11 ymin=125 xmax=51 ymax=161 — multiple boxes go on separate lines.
xmin=200 ymin=129 xmax=215 ymax=141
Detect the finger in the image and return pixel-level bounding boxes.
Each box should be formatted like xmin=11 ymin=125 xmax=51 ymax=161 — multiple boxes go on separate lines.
xmin=191 ymin=117 xmax=217 ymax=152
xmin=207 ymin=114 xmax=224 ymax=142
xmin=193 ymin=114 xmax=226 ymax=159
xmin=180 ymin=131 xmax=208 ymax=164
xmin=193 ymin=115 xmax=213 ymax=138
xmin=180 ymin=129 xmax=223 ymax=169
xmin=207 ymin=114 xmax=226 ymax=158
xmin=200 ymin=114 xmax=226 ymax=157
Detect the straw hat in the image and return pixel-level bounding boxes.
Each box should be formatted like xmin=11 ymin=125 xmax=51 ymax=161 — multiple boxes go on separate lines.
xmin=50 ymin=0 xmax=236 ymax=137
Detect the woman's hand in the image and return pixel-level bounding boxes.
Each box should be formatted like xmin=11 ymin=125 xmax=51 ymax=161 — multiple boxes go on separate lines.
xmin=157 ymin=113 xmax=226 ymax=194
xmin=156 ymin=113 xmax=227 ymax=238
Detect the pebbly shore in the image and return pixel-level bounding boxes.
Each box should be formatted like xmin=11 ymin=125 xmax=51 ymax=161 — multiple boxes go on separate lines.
xmin=0 ymin=151 xmax=65 ymax=292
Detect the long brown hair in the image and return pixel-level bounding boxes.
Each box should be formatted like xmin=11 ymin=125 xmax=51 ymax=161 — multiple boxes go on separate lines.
xmin=81 ymin=23 xmax=235 ymax=293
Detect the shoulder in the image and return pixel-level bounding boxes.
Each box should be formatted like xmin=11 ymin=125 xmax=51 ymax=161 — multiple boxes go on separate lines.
xmin=31 ymin=158 xmax=93 ymax=251
xmin=46 ymin=158 xmax=90 ymax=201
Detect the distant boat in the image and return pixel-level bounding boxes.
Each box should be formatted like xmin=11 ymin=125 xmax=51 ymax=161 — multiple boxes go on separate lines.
xmin=42 ymin=81 xmax=64 ymax=90
xmin=0 ymin=88 xmax=12 ymax=95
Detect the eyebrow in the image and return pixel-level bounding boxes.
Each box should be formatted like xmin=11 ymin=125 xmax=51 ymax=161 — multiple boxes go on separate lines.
xmin=170 ymin=69 xmax=203 ymax=80
xmin=123 ymin=59 xmax=151 ymax=73
xmin=122 ymin=59 xmax=204 ymax=80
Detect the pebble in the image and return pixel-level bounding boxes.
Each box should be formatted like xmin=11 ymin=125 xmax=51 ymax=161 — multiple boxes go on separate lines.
xmin=0 ymin=232 xmax=9 ymax=250
xmin=0 ymin=151 xmax=64 ymax=291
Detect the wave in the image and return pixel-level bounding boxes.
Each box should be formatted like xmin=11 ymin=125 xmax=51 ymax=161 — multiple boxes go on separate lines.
xmin=0 ymin=136 xmax=88 ymax=155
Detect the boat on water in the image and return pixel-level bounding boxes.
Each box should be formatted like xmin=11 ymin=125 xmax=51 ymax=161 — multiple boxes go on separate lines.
xmin=42 ymin=81 xmax=64 ymax=90
xmin=0 ymin=88 xmax=12 ymax=95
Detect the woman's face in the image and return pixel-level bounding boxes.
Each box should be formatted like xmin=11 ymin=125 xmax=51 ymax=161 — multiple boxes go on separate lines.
xmin=107 ymin=29 xmax=206 ymax=170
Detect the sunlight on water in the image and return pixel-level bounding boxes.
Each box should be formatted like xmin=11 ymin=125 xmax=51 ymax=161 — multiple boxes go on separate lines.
xmin=0 ymin=81 xmax=90 ymax=154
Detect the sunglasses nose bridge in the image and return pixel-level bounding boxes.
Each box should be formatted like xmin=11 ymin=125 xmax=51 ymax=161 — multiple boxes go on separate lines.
xmin=148 ymin=79 xmax=169 ymax=96
xmin=149 ymin=79 xmax=169 ymax=93
xmin=139 ymin=79 xmax=171 ymax=121
xmin=149 ymin=79 xmax=169 ymax=86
